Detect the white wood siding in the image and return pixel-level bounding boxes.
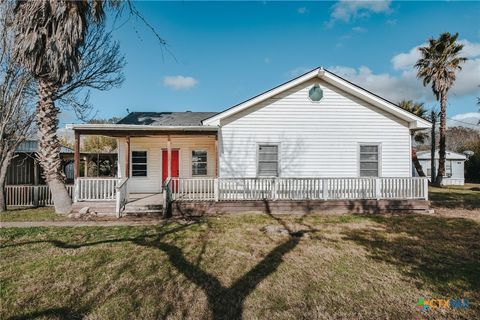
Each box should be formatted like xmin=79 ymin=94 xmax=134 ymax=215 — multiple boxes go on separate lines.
xmin=117 ymin=135 xmax=216 ymax=193
xmin=218 ymin=79 xmax=412 ymax=178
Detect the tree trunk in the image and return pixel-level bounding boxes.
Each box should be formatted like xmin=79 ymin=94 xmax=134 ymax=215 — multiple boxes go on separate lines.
xmin=435 ymin=91 xmax=447 ymax=186
xmin=412 ymin=148 xmax=426 ymax=177
xmin=0 ymin=151 xmax=14 ymax=212
xmin=0 ymin=185 xmax=5 ymax=212
xmin=37 ymin=79 xmax=72 ymax=214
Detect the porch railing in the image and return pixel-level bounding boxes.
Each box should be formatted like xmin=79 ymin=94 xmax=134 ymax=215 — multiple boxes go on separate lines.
xmin=75 ymin=177 xmax=122 ymax=201
xmin=5 ymin=185 xmax=74 ymax=207
xmin=170 ymin=177 xmax=429 ymax=202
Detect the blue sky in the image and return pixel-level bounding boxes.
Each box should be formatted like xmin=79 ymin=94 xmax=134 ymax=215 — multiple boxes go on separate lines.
xmin=63 ymin=1 xmax=480 ymax=128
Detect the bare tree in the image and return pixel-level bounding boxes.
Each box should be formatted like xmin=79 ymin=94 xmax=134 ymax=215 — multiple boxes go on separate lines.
xmin=11 ymin=0 xmax=164 ymax=214
xmin=0 ymin=3 xmax=35 ymax=211
xmin=57 ymin=25 xmax=126 ymax=121
xmin=2 ymin=1 xmax=125 ymax=212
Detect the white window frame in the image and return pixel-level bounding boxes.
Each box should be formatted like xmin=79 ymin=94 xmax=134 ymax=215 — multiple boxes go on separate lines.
xmin=131 ymin=150 xmax=148 ymax=178
xmin=192 ymin=150 xmax=208 ymax=176
xmin=257 ymin=143 xmax=280 ymax=177
xmin=358 ymin=143 xmax=381 ymax=177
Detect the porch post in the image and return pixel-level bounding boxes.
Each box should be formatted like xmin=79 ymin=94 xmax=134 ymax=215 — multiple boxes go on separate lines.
xmin=84 ymin=156 xmax=88 ymax=177
xmin=33 ymin=159 xmax=40 ymax=185
xmin=74 ymin=132 xmax=80 ymax=179
xmin=125 ymin=136 xmax=130 ymax=178
xmin=214 ymin=134 xmax=218 ymax=177
xmin=167 ymin=135 xmax=172 ymax=177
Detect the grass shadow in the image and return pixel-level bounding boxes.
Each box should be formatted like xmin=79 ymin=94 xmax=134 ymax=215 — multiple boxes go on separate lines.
xmin=344 ymin=214 xmax=480 ymax=296
xmin=2 ymin=213 xmax=309 ymax=320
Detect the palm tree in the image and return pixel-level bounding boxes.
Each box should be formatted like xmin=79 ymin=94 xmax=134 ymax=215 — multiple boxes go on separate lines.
xmin=415 ymin=32 xmax=466 ymax=186
xmin=398 ymin=100 xmax=428 ymax=177
xmin=11 ymin=0 xmax=117 ymax=213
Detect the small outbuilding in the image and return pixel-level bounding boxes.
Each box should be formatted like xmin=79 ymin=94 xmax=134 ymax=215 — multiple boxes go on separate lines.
xmin=416 ymin=150 xmax=467 ymax=185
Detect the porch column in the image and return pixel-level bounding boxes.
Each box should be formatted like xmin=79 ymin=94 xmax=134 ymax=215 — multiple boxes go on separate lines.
xmin=167 ymin=135 xmax=172 ymax=177
xmin=214 ymin=134 xmax=218 ymax=177
xmin=33 ymin=159 xmax=40 ymax=185
xmin=125 ymin=136 xmax=130 ymax=178
xmin=74 ymin=132 xmax=80 ymax=179
xmin=84 ymin=156 xmax=88 ymax=177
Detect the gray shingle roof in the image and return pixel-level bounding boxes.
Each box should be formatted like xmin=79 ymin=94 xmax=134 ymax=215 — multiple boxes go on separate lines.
xmin=16 ymin=140 xmax=74 ymax=153
xmin=116 ymin=112 xmax=218 ymax=126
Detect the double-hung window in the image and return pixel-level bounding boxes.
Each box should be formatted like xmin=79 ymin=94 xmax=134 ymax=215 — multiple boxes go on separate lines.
xmin=359 ymin=145 xmax=379 ymax=177
xmin=258 ymin=145 xmax=279 ymax=177
xmin=131 ymin=151 xmax=147 ymax=177
xmin=192 ymin=151 xmax=207 ymax=176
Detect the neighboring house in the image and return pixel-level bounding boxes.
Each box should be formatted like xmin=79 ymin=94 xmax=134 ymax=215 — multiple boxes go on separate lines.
xmin=416 ymin=150 xmax=467 ymax=186
xmin=67 ymin=67 xmax=431 ymax=216
xmin=6 ymin=140 xmax=76 ymax=185
xmin=6 ymin=140 xmax=118 ymax=185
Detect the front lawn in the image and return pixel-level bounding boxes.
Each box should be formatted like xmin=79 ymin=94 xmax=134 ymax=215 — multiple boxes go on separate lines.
xmin=429 ymin=183 xmax=480 ymax=209
xmin=1 ymin=213 xmax=478 ymax=319
xmin=0 ymin=207 xmax=67 ymax=222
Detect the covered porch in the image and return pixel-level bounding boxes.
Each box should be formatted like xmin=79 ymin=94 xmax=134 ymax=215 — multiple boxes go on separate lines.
xmin=69 ymin=123 xmax=219 ymax=216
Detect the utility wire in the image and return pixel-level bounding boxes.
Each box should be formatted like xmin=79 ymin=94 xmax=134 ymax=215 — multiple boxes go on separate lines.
xmin=447 ymin=117 xmax=480 ymax=128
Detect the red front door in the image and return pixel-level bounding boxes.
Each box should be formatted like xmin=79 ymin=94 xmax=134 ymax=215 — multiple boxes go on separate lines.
xmin=162 ymin=149 xmax=179 ymax=184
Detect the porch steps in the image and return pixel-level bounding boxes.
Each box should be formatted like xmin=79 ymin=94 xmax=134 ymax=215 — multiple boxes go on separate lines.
xmin=122 ymin=203 xmax=163 ymax=217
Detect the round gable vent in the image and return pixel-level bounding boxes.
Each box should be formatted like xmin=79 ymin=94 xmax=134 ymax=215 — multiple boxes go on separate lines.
xmin=308 ymin=84 xmax=323 ymax=102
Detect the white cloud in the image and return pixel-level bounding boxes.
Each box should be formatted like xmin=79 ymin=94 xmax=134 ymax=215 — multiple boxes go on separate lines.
xmin=391 ymin=44 xmax=424 ymax=70
xmin=352 ymin=26 xmax=367 ymax=33
xmin=328 ymin=39 xmax=480 ymax=104
xmin=163 ymin=75 xmax=198 ymax=90
xmin=297 ymin=7 xmax=308 ymax=14
xmin=328 ymin=65 xmax=427 ymax=103
xmin=288 ymin=66 xmax=311 ymax=77
xmin=392 ymin=39 xmax=480 ymax=71
xmin=448 ymin=112 xmax=480 ymax=130
xmin=326 ymin=0 xmax=392 ymax=27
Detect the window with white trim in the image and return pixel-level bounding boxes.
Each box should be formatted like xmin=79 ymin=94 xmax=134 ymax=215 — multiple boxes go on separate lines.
xmin=359 ymin=145 xmax=379 ymax=177
xmin=131 ymin=151 xmax=147 ymax=177
xmin=192 ymin=150 xmax=207 ymax=176
xmin=258 ymin=145 xmax=278 ymax=177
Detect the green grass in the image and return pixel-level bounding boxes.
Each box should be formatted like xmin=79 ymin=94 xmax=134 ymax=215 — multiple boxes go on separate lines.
xmin=0 ymin=207 xmax=67 ymax=222
xmin=429 ymin=183 xmax=480 ymax=209
xmin=1 ymin=213 xmax=478 ymax=320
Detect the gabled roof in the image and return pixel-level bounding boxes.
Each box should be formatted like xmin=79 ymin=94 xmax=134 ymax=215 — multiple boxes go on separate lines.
xmin=117 ymin=112 xmax=218 ymax=126
xmin=417 ymin=150 xmax=467 ymax=160
xmin=202 ymin=67 xmax=431 ymax=130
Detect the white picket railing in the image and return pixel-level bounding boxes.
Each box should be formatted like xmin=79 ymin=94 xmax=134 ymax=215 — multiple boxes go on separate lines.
xmin=5 ymin=185 xmax=74 ymax=207
xmin=171 ymin=177 xmax=217 ymax=201
xmin=115 ymin=178 xmax=129 ymax=217
xmin=170 ymin=177 xmax=429 ymax=202
xmin=75 ymin=177 xmax=122 ymax=201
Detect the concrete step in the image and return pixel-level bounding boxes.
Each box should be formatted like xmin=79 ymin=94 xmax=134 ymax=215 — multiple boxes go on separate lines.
xmin=122 ymin=209 xmax=163 ymax=217
xmin=124 ymin=205 xmax=163 ymax=211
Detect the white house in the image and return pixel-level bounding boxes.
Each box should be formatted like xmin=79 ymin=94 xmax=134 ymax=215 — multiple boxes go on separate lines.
xmin=416 ymin=150 xmax=467 ymax=186
xmin=68 ymin=67 xmax=431 ymax=215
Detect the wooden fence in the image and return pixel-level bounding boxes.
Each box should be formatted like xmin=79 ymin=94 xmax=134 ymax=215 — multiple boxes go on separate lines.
xmin=169 ymin=177 xmax=429 ymax=202
xmin=5 ymin=185 xmax=74 ymax=207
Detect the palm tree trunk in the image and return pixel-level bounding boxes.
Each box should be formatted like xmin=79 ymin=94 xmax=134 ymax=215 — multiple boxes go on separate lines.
xmin=412 ymin=148 xmax=426 ymax=177
xmin=37 ymin=78 xmax=72 ymax=214
xmin=435 ymin=91 xmax=447 ymax=186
